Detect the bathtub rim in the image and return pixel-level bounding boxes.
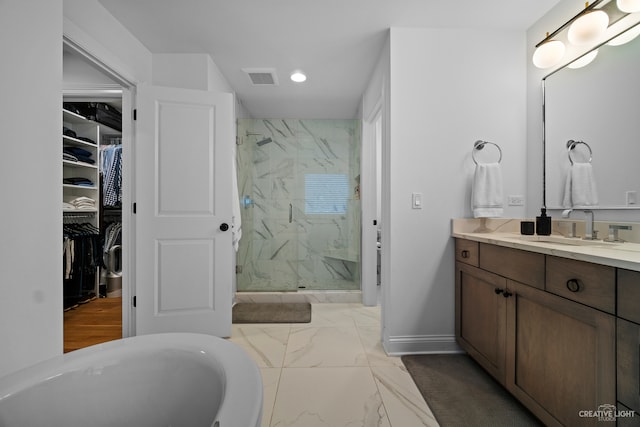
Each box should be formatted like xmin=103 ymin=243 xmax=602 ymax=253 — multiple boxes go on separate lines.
xmin=0 ymin=332 xmax=263 ymax=427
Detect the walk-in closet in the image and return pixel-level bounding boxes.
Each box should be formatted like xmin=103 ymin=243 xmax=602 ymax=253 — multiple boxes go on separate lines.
xmin=62 ymin=44 xmax=124 ymax=352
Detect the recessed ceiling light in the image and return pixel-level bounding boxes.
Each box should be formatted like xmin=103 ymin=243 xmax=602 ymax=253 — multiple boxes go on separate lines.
xmin=290 ymin=71 xmax=307 ymax=83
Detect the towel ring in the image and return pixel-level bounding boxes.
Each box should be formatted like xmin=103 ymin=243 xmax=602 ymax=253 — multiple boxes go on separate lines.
xmin=472 ymin=140 xmax=502 ymax=165
xmin=566 ymin=140 xmax=592 ymax=165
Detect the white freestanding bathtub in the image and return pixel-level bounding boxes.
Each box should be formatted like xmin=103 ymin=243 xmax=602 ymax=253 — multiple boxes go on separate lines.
xmin=0 ymin=333 xmax=262 ymax=427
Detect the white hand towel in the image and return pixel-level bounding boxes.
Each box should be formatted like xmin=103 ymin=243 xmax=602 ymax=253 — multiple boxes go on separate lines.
xmin=562 ymin=162 xmax=598 ymax=208
xmin=472 ymin=162 xmax=504 ymax=218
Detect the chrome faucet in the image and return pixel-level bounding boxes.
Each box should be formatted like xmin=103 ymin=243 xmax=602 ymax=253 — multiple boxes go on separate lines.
xmin=605 ymin=224 xmax=632 ymax=242
xmin=561 ymin=209 xmax=577 ymax=237
xmin=582 ymin=210 xmax=596 ymax=240
xmin=563 ymin=209 xmax=597 ymax=240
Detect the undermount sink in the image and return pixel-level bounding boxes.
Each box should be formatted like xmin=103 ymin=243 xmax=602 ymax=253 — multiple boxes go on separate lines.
xmin=519 ymin=235 xmax=619 ymax=247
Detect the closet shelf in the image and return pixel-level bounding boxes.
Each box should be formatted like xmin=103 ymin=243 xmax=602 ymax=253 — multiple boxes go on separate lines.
xmin=63 ymin=184 xmax=98 ymax=190
xmin=63 ymin=134 xmax=97 ymax=148
xmin=63 ymin=108 xmax=87 ymax=124
xmin=63 ymin=159 xmax=98 ymax=169
xmin=63 ymin=208 xmax=97 ymax=213
xmin=63 ymin=109 xmax=122 ymax=135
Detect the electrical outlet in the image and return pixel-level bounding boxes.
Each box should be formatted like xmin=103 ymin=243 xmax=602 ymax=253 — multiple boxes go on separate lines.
xmin=507 ymin=195 xmax=525 ymax=206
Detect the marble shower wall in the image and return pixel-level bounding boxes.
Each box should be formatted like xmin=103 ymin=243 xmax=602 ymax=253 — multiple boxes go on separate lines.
xmin=236 ymin=119 xmax=361 ymax=292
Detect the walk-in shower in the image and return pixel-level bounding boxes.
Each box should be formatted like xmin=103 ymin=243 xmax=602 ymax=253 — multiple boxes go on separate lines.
xmin=236 ymin=119 xmax=361 ymax=292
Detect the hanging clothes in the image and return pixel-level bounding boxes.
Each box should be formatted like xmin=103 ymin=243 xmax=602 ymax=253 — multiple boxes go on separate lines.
xmin=63 ymin=221 xmax=100 ymax=310
xmin=102 ymin=221 xmax=122 ymax=261
xmin=101 ymin=145 xmax=122 ymax=207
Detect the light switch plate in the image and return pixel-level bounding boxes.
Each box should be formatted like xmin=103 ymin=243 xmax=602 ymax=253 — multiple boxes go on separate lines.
xmin=412 ymin=192 xmax=422 ymax=209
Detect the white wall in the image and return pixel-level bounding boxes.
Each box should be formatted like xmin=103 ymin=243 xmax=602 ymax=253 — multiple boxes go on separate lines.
xmin=152 ymin=54 xmax=232 ymax=92
xmin=380 ymin=27 xmax=528 ymax=354
xmin=63 ymin=0 xmax=152 ymax=84
xmin=0 ymin=0 xmax=63 ymax=377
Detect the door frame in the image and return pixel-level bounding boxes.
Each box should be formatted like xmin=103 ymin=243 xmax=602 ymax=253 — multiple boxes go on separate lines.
xmin=62 ymin=35 xmax=136 ymax=338
xmin=361 ymin=96 xmax=383 ymax=307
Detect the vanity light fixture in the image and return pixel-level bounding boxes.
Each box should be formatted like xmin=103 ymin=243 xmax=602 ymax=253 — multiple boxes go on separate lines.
xmin=568 ymin=2 xmax=610 ymax=45
xmin=533 ymin=0 xmax=611 ymax=69
xmin=607 ymin=23 xmax=640 ymax=45
xmin=290 ymin=71 xmax=307 ymax=83
xmin=533 ymin=37 xmax=566 ymax=68
xmin=617 ymin=0 xmax=640 ymax=13
xmin=567 ymin=49 xmax=599 ymax=68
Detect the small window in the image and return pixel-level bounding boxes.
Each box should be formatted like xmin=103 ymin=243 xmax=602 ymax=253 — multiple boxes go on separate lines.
xmin=305 ymin=173 xmax=349 ymax=214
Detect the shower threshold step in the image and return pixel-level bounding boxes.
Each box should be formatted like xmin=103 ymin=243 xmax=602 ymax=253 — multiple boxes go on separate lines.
xmin=235 ymin=290 xmax=361 ymax=304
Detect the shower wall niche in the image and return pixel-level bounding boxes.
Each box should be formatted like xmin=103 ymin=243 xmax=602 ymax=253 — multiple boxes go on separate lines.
xmin=236 ymin=119 xmax=361 ymax=292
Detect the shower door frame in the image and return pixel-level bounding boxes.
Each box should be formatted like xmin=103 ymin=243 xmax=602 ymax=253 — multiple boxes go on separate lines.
xmin=236 ymin=119 xmax=361 ymax=293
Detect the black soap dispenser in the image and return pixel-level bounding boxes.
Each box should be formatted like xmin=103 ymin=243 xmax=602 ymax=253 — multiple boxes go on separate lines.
xmin=536 ymin=208 xmax=552 ymax=236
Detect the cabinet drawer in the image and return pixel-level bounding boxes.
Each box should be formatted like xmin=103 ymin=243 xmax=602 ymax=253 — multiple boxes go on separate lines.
xmin=546 ymin=256 xmax=615 ymax=314
xmin=479 ymin=243 xmax=545 ymax=289
xmin=455 ymin=239 xmax=479 ymax=267
xmin=619 ymin=269 xmax=640 ymax=324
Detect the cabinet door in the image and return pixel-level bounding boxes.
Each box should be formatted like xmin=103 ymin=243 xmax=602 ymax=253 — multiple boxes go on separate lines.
xmin=506 ymin=280 xmax=616 ymax=427
xmin=618 ymin=318 xmax=640 ymax=415
xmin=455 ymin=262 xmax=507 ymax=383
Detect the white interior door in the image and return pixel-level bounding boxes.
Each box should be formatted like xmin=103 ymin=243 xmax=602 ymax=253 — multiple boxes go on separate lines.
xmin=135 ymin=85 xmax=233 ymax=337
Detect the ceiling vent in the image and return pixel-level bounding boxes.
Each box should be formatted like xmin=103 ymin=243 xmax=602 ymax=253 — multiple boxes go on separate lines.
xmin=242 ymin=68 xmax=279 ymax=86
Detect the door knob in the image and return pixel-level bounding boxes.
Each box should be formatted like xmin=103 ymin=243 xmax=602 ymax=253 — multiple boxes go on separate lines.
xmin=220 ymin=223 xmax=229 ymax=232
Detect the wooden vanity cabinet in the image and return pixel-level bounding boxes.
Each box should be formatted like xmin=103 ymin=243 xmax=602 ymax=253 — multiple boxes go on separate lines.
xmin=506 ymin=280 xmax=615 ymax=427
xmin=546 ymin=256 xmax=615 ymax=314
xmin=454 ymin=239 xmax=617 ymax=427
xmin=455 ymin=238 xmax=479 ymax=267
xmin=479 ymin=242 xmax=545 ymax=289
xmin=617 ymin=269 xmax=640 ymax=416
xmin=455 ymin=261 xmax=507 ymax=383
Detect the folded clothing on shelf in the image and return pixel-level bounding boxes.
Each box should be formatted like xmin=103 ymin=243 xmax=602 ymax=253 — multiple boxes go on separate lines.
xmin=64 ymin=177 xmax=95 ymax=187
xmin=68 ymin=196 xmax=96 ymax=210
xmin=63 ymin=127 xmax=77 ymax=138
xmin=63 ymin=147 xmax=95 ymax=164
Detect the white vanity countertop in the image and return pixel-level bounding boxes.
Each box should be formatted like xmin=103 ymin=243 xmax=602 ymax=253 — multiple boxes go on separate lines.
xmin=452 ymin=218 xmax=640 ymax=272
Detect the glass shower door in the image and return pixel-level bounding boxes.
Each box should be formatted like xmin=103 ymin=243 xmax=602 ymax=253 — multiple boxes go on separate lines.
xmin=235 ymin=119 xmax=361 ymax=292
xmin=236 ymin=119 xmax=300 ymax=292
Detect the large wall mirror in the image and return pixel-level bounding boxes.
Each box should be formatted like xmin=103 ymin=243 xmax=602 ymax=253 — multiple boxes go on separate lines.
xmin=543 ymin=23 xmax=640 ymax=209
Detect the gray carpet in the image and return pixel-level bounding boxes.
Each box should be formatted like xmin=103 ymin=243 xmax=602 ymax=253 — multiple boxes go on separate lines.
xmin=232 ymin=302 xmax=312 ymax=323
xmin=401 ymin=354 xmax=543 ymax=427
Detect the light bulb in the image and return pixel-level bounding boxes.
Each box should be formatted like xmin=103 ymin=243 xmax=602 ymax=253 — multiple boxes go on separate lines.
xmin=607 ymin=24 xmax=640 ymax=46
xmin=568 ymin=10 xmax=609 ymax=45
xmin=617 ymin=0 xmax=640 ymax=13
xmin=533 ymin=40 xmax=566 ymax=68
xmin=567 ymin=49 xmax=599 ymax=68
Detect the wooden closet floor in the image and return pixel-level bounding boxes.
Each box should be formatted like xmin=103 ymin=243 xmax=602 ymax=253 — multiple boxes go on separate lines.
xmin=64 ymin=297 xmax=122 ymax=353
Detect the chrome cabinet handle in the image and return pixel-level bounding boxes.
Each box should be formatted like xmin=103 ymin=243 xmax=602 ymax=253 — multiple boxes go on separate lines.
xmin=461 ymin=250 xmax=470 ymax=259
xmin=289 ymin=203 xmax=292 ymax=223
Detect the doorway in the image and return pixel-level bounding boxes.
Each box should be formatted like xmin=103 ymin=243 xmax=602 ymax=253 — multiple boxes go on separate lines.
xmin=361 ymin=102 xmax=383 ymax=307
xmin=62 ymin=39 xmax=133 ymax=351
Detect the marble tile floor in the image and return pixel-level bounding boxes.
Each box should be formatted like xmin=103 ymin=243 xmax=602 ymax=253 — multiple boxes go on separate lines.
xmin=228 ymin=303 xmax=439 ymax=427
